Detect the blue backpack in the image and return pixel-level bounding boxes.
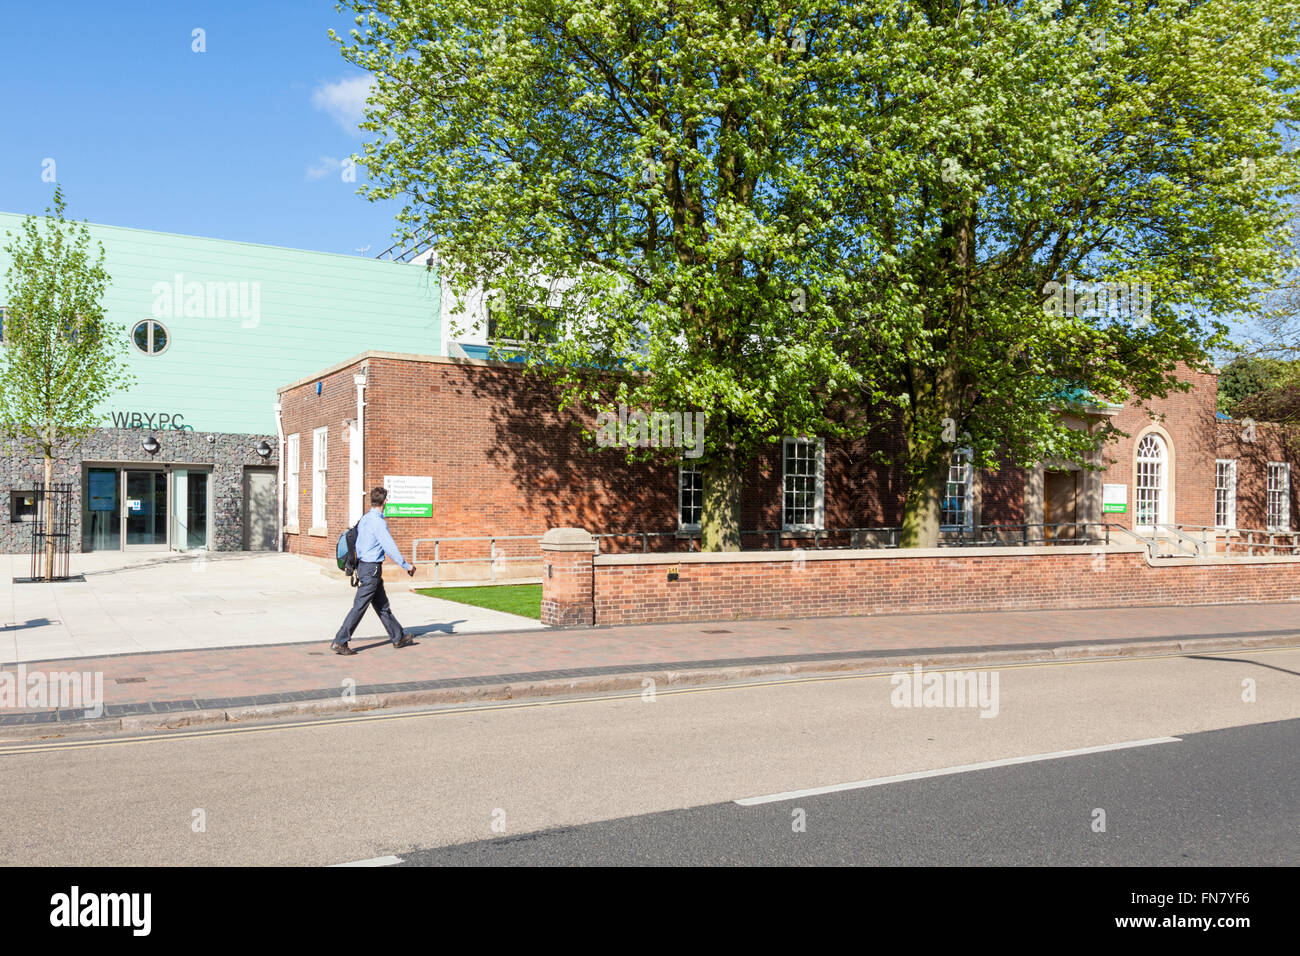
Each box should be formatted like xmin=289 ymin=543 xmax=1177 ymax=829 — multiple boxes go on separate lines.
xmin=336 ymin=524 xmax=360 ymax=583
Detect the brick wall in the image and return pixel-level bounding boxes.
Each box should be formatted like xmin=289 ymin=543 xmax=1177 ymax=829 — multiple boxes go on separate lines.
xmin=581 ymin=547 xmax=1300 ymax=626
xmin=278 ymin=359 xmax=363 ymax=556
xmin=1216 ymin=419 xmax=1300 ymax=530
xmin=279 ymin=354 xmax=937 ymax=564
xmin=1097 ymin=366 xmax=1221 ymax=529
xmin=276 ymin=353 xmax=1296 ymax=562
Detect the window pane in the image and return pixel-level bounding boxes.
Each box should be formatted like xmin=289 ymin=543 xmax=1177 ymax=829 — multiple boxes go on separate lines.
xmin=151 ymin=322 xmax=167 ymax=352
xmin=133 ymin=322 xmax=149 ymax=351
xmin=679 ymin=466 xmax=702 ymax=528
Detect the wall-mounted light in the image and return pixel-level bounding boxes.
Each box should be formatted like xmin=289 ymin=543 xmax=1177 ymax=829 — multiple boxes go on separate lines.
xmin=255 ymin=440 xmax=272 ymax=459
xmin=142 ymin=435 xmax=161 ymax=455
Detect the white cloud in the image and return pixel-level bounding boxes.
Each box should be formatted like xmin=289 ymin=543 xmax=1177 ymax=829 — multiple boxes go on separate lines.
xmin=306 ymin=156 xmax=345 ymax=180
xmin=311 ymin=75 xmax=375 ymax=132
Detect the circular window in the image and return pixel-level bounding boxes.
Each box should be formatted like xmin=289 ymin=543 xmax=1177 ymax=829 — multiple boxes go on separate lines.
xmin=131 ymin=320 xmax=169 ymax=355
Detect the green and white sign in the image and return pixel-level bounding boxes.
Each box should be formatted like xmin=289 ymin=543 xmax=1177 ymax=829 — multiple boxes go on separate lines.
xmin=383 ymin=475 xmax=433 ymax=517
xmin=1102 ymin=483 xmax=1127 ymax=514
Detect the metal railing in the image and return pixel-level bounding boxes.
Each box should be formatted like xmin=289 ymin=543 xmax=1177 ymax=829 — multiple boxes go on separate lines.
xmin=411 ymin=520 xmax=1300 ymax=584
xmin=373 ymin=235 xmax=435 ymax=263
xmin=411 ymin=534 xmax=544 ymax=586
xmin=410 ymin=523 xmax=1126 ymax=585
xmin=30 ymin=483 xmax=73 ymax=582
xmin=1172 ymin=525 xmax=1300 ymax=557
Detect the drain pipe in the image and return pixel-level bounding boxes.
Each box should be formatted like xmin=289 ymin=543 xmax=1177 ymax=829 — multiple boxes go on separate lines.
xmin=274 ymin=400 xmax=285 ymax=552
xmin=351 ymin=372 xmax=367 ymax=526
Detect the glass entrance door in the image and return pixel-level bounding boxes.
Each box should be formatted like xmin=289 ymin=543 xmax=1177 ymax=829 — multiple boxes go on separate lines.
xmin=84 ymin=467 xmax=121 ymax=551
xmin=172 ymin=469 xmax=210 ymax=550
xmin=124 ymin=470 xmax=168 ymax=548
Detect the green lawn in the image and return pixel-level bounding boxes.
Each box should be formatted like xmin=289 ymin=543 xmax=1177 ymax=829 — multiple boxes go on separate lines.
xmin=415 ymin=583 xmax=542 ymax=619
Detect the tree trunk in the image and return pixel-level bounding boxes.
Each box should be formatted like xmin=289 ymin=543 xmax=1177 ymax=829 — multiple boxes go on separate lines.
xmin=43 ymin=454 xmax=55 ymax=581
xmin=700 ymin=446 xmax=743 ymax=552
xmin=900 ymin=453 xmax=947 ymax=549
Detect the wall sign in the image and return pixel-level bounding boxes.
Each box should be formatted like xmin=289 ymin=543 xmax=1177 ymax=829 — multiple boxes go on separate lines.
xmin=109 ymin=411 xmax=189 ymax=430
xmin=88 ymin=472 xmax=117 ymax=511
xmin=382 ymin=475 xmax=433 ymax=517
xmin=1103 ymin=483 xmax=1128 ymax=514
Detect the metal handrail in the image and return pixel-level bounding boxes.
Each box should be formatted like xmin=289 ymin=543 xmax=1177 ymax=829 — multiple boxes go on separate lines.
xmin=410 ymin=524 xmax=1126 ymax=585
xmin=1165 ymin=525 xmax=1300 ymax=557
xmin=412 ymin=534 xmax=545 ymax=586
xmin=1106 ymin=523 xmax=1163 ymax=558
xmin=1222 ymin=528 xmax=1300 ymax=557
xmin=1153 ymin=523 xmax=1208 ymax=557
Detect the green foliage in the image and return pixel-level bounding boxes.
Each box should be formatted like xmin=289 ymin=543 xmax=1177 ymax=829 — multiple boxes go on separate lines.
xmin=335 ymin=0 xmax=1300 ymax=546
xmin=1217 ymin=356 xmax=1290 ymax=413
xmin=0 ymin=187 xmax=134 ymax=457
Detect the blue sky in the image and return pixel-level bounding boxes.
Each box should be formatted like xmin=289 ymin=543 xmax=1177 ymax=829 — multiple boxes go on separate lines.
xmin=0 ymin=1 xmax=403 ymax=256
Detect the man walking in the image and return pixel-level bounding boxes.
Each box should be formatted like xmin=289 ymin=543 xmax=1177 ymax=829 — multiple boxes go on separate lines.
xmin=332 ymin=487 xmax=417 ymax=655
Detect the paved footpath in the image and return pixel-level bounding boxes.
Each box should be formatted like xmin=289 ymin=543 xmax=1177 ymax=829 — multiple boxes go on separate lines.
xmin=2 ymin=601 xmax=1298 ymax=732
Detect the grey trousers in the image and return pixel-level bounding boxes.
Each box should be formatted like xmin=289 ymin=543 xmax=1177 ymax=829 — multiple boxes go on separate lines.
xmin=334 ymin=561 xmax=404 ymax=645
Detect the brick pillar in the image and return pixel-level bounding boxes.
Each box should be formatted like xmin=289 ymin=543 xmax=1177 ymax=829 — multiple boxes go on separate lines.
xmin=540 ymin=528 xmax=597 ymax=627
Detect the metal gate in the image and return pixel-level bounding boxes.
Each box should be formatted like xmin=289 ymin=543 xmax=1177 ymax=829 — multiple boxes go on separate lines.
xmin=30 ymin=482 xmax=73 ymax=581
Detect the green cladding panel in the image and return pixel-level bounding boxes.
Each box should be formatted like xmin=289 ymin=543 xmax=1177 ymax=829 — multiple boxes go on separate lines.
xmin=0 ymin=213 xmax=440 ymax=435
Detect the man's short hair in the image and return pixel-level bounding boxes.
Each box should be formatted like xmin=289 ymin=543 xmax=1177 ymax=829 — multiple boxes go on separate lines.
xmin=370 ymin=487 xmax=388 ymax=506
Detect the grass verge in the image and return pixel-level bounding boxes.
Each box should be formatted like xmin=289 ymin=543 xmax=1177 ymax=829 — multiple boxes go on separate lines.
xmin=415 ymin=583 xmax=542 ymax=619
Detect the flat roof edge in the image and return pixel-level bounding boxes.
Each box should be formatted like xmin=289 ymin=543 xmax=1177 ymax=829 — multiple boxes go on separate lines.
xmin=276 ymin=350 xmax=519 ymax=393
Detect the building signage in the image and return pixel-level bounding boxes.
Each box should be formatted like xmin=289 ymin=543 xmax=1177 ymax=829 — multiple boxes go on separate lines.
xmin=127 ymin=499 xmax=143 ymax=513
xmin=108 ymin=411 xmax=189 ymax=430
xmin=1103 ymin=483 xmax=1127 ymax=514
xmin=382 ymin=475 xmax=433 ymax=517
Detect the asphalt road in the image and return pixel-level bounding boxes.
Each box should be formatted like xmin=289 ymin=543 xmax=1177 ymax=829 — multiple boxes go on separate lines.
xmin=396 ymin=719 xmax=1299 ymax=866
xmin=1 ymin=646 xmax=1297 ymax=866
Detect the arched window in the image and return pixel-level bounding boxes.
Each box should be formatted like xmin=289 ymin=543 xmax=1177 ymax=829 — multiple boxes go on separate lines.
xmin=1135 ymin=433 xmax=1168 ymax=530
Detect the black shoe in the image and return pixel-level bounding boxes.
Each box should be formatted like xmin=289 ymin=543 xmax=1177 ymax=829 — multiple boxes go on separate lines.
xmin=332 ymin=641 xmax=357 ymax=656
xmin=393 ymin=634 xmax=414 ymax=648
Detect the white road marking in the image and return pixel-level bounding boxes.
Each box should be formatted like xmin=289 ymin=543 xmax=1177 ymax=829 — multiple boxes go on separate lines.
xmin=735 ymin=736 xmax=1182 ymax=806
xmin=329 ymin=855 xmax=403 ymax=867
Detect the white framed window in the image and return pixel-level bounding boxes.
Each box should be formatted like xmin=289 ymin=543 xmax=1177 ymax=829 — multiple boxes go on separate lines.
xmin=678 ymin=464 xmax=702 ymax=530
xmin=286 ymin=433 xmax=300 ymax=526
xmin=1267 ymin=462 xmax=1290 ymax=531
xmin=782 ymin=437 xmax=824 ymax=530
xmin=1135 ymin=433 xmax=1168 ymax=531
xmin=1214 ymin=459 xmax=1236 ymax=530
xmin=941 ymin=449 xmax=974 ymax=529
xmin=311 ymin=426 xmax=328 ymax=529
xmin=131 ymin=319 xmax=170 ymax=355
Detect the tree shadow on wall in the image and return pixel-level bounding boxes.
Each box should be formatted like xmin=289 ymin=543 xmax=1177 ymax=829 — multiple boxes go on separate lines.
xmin=466 ymin=365 xmax=682 ymax=545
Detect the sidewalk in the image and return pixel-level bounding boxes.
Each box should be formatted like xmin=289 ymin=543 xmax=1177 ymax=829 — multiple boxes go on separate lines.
xmin=0 ymin=551 xmax=543 ymax=663
xmin=3 ymin=601 xmax=1298 ymax=734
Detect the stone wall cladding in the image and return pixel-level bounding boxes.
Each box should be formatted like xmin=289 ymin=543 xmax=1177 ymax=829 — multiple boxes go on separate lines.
xmin=1 ymin=429 xmax=277 ymax=554
xmin=587 ymin=549 xmax=1300 ymax=626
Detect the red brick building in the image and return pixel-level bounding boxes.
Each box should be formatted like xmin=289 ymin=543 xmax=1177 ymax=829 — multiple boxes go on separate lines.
xmin=276 ymin=351 xmax=1299 ymax=575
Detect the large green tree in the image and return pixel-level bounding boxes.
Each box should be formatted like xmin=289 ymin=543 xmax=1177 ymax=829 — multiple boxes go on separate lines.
xmin=0 ymin=188 xmax=133 ymax=578
xmin=832 ymin=0 xmax=1300 ymax=544
xmin=337 ymin=0 xmax=1300 ymax=548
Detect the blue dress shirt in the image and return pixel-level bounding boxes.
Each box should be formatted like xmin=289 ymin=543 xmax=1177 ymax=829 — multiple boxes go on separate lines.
xmin=355 ymin=508 xmax=412 ymax=571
